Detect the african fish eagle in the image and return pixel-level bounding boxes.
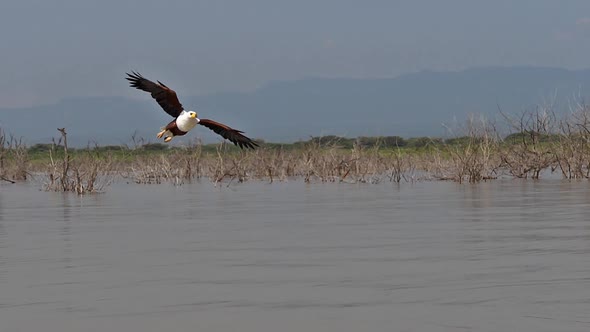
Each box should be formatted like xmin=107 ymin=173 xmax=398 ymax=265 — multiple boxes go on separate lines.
xmin=125 ymin=71 xmax=258 ymax=149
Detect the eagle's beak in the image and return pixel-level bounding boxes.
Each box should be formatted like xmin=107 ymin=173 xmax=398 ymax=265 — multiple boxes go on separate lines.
xmin=191 ymin=113 xmax=197 ymax=118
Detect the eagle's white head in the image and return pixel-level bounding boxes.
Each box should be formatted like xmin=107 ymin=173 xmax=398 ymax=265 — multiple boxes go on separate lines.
xmin=176 ymin=110 xmax=200 ymax=132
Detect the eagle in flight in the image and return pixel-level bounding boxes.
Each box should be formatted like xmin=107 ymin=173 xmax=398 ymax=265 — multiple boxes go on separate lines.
xmin=126 ymin=71 xmax=258 ymax=149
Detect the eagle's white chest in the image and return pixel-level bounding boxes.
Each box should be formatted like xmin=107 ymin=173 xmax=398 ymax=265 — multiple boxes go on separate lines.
xmin=176 ymin=112 xmax=199 ymax=132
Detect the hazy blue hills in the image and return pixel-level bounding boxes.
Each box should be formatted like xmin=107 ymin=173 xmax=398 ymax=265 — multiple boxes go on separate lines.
xmin=2 ymin=66 xmax=590 ymax=146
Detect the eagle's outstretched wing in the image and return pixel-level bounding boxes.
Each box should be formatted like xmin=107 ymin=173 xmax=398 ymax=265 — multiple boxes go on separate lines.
xmin=199 ymin=119 xmax=259 ymax=150
xmin=126 ymin=71 xmax=184 ymax=118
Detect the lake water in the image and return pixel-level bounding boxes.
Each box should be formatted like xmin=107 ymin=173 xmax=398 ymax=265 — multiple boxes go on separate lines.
xmin=1 ymin=180 xmax=590 ymax=332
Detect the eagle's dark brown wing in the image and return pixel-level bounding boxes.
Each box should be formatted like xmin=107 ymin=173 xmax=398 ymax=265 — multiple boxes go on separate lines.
xmin=126 ymin=71 xmax=184 ymax=118
xmin=199 ymin=119 xmax=259 ymax=150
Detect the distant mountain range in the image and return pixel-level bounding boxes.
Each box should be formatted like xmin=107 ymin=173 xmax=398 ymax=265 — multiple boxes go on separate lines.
xmin=2 ymin=66 xmax=590 ymax=147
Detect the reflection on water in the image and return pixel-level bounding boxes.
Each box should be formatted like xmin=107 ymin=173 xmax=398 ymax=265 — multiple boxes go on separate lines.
xmin=1 ymin=180 xmax=590 ymax=332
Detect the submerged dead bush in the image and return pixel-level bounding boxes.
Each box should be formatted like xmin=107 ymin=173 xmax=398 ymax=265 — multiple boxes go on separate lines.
xmin=121 ymin=137 xmax=419 ymax=186
xmin=21 ymin=96 xmax=590 ymax=190
xmin=435 ymin=116 xmax=501 ymax=183
xmin=551 ymin=103 xmax=590 ymax=179
xmin=124 ymin=139 xmax=204 ymax=185
xmin=0 ymin=128 xmax=29 ymax=183
xmin=43 ymin=128 xmax=114 ymax=194
xmin=499 ymin=108 xmax=557 ymax=179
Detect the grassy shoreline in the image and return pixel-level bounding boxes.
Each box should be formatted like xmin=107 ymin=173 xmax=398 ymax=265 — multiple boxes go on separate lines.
xmin=3 ymin=107 xmax=590 ymax=193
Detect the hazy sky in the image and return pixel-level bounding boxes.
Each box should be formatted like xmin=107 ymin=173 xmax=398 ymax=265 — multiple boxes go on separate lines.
xmin=3 ymin=0 xmax=590 ymax=107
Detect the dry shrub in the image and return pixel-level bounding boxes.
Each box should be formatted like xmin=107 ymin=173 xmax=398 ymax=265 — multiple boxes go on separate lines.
xmin=0 ymin=128 xmax=29 ymax=183
xmin=436 ymin=116 xmax=501 ymax=183
xmin=250 ymin=146 xmax=297 ymax=182
xmin=500 ymin=108 xmax=556 ymax=179
xmin=206 ymin=143 xmax=252 ymax=185
xmin=299 ymin=139 xmax=348 ymax=183
xmin=552 ymin=103 xmax=590 ymax=179
xmin=385 ymin=148 xmax=417 ymax=183
xmin=28 ymin=101 xmax=590 ymax=190
xmin=126 ymin=154 xmax=181 ymax=185
xmin=258 ymin=138 xmax=415 ymax=184
xmin=121 ymin=137 xmax=419 ymax=186
xmin=124 ymin=139 xmax=203 ymax=185
xmin=43 ymin=128 xmax=114 ymax=194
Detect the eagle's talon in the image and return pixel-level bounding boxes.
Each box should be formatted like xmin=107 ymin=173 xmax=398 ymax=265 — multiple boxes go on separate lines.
xmin=164 ymin=136 xmax=173 ymax=143
xmin=156 ymin=130 xmax=165 ymax=139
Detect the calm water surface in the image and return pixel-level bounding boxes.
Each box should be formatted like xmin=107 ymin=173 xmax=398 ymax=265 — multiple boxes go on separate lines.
xmin=1 ymin=180 xmax=590 ymax=331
